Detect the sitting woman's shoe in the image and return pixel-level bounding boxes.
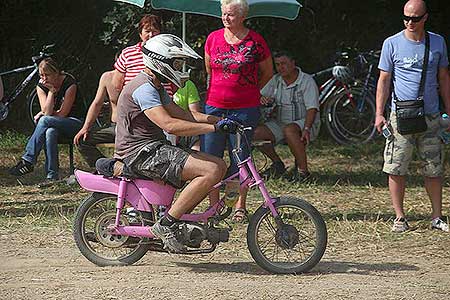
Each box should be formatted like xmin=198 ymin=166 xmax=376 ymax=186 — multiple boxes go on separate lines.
xmin=231 ymin=208 xmax=248 ymax=223
xmin=9 ymin=160 xmax=34 ymax=176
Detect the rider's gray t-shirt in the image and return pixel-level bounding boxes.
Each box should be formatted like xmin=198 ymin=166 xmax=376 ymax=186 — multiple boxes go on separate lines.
xmin=378 ymin=30 xmax=448 ymax=114
xmin=114 ymin=71 xmax=171 ymax=160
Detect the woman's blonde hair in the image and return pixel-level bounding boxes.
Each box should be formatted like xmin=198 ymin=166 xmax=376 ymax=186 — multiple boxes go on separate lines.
xmin=221 ymin=0 xmax=249 ymax=17
xmin=38 ymin=58 xmax=62 ymax=75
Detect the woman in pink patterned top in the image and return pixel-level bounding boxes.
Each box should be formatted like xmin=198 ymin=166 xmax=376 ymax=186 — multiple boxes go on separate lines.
xmin=202 ymin=0 xmax=273 ymax=222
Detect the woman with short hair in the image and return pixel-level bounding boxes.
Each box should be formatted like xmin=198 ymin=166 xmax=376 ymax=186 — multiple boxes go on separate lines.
xmin=202 ymin=0 xmax=273 ymax=222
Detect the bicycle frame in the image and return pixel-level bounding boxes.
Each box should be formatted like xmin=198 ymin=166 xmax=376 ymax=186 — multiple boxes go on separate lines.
xmin=314 ymin=49 xmax=378 ymax=115
xmin=314 ymin=68 xmax=359 ymax=113
xmin=0 ymin=44 xmax=54 ymax=121
xmin=75 ymin=128 xmax=279 ymax=239
xmin=0 ymin=65 xmax=38 ymax=107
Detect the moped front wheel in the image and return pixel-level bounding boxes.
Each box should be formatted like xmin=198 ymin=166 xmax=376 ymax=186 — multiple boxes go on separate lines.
xmin=73 ymin=192 xmax=152 ymax=267
xmin=247 ymin=196 xmax=327 ymax=274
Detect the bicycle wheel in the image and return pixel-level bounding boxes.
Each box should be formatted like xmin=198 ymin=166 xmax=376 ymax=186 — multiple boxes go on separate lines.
xmin=324 ymin=85 xmax=376 ymax=145
xmin=73 ymin=192 xmax=152 ymax=267
xmin=27 ymin=89 xmax=40 ymax=127
xmin=247 ymin=196 xmax=327 ymax=274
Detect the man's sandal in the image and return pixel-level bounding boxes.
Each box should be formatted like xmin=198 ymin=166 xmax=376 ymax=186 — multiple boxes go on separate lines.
xmin=231 ymin=208 xmax=248 ymax=223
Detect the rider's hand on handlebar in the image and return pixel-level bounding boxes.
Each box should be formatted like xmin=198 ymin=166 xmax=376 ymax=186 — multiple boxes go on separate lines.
xmin=215 ymin=118 xmax=239 ymax=134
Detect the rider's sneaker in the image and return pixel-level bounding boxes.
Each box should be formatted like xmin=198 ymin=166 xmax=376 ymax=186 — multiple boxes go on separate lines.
xmin=151 ymin=219 xmax=186 ymax=253
xmin=431 ymin=217 xmax=449 ymax=232
xmin=392 ymin=217 xmax=409 ymax=233
xmin=261 ymin=161 xmax=285 ymax=179
xmin=9 ymin=159 xmax=34 ymax=176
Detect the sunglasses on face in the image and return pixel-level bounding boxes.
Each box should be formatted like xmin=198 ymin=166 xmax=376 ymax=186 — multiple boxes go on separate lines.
xmin=403 ymin=13 xmax=426 ymax=23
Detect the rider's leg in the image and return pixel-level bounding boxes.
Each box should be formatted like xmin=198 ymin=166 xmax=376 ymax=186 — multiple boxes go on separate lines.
xmin=168 ymin=152 xmax=227 ymax=218
xmin=283 ymin=123 xmax=308 ymax=172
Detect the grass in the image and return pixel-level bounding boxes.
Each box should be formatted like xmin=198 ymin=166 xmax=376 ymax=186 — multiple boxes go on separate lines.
xmin=1 ymin=129 xmax=450 ymax=236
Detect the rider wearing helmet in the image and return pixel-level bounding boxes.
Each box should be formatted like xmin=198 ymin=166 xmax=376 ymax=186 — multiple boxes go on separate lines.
xmin=114 ymin=34 xmax=235 ymax=253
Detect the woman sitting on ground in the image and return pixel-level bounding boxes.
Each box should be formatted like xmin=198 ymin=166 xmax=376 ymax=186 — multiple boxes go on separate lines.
xmin=9 ymin=58 xmax=84 ymax=181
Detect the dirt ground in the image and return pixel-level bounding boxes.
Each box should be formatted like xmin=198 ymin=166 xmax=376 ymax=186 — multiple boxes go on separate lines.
xmin=1 ymin=141 xmax=450 ymax=299
xmin=1 ymin=215 xmax=449 ymax=300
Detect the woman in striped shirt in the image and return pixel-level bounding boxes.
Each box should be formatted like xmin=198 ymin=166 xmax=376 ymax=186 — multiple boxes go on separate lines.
xmin=113 ymin=14 xmax=162 ymax=91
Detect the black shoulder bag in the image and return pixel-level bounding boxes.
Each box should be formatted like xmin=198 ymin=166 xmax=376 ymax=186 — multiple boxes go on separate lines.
xmin=394 ymin=31 xmax=430 ymax=135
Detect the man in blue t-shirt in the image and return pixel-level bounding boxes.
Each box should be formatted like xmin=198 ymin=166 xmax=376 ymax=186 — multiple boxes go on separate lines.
xmin=375 ymin=0 xmax=450 ymax=233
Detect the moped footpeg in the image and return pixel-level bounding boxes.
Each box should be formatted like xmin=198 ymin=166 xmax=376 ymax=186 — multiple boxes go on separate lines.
xmin=180 ymin=244 xmax=217 ymax=255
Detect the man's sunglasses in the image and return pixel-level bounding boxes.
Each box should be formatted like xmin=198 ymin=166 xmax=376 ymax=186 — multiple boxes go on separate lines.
xmin=403 ymin=13 xmax=426 ymax=23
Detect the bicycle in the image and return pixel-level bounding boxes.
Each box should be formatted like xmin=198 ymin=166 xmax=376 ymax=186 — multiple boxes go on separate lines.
xmin=313 ymin=49 xmax=380 ymax=145
xmin=73 ymin=121 xmax=328 ymax=274
xmin=0 ymin=44 xmax=55 ymax=125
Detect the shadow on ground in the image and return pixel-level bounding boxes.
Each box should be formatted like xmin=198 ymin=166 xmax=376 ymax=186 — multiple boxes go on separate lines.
xmin=175 ymin=259 xmax=418 ymax=276
xmin=313 ymin=260 xmax=419 ymax=275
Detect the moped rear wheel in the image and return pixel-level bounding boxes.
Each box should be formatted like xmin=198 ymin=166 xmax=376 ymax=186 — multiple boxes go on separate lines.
xmin=247 ymin=196 xmax=327 ymax=274
xmin=73 ymin=192 xmax=152 ymax=266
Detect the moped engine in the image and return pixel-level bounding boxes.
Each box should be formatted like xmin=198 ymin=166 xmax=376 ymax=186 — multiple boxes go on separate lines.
xmin=177 ymin=222 xmax=229 ymax=248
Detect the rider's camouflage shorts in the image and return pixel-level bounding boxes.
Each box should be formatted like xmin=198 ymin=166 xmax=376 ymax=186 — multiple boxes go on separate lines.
xmin=383 ymin=112 xmax=444 ymax=177
xmin=125 ymin=141 xmax=194 ymax=188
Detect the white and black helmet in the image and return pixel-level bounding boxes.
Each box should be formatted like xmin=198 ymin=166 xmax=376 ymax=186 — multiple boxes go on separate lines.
xmin=142 ymin=34 xmax=202 ymax=88
xmin=332 ymin=65 xmax=353 ymax=84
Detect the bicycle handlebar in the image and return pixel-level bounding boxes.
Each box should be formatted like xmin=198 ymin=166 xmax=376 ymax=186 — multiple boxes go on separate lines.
xmin=31 ymin=44 xmax=55 ymax=64
xmin=42 ymin=44 xmax=55 ymax=51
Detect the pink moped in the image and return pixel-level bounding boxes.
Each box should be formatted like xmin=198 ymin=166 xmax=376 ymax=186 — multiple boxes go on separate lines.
xmin=73 ymin=125 xmax=327 ymax=274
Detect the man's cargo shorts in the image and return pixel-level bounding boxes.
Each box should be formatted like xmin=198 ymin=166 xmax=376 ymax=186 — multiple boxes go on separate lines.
xmin=383 ymin=112 xmax=443 ymax=177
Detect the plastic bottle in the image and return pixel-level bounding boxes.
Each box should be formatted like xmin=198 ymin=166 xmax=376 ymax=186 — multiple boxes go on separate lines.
xmin=224 ymin=179 xmax=240 ymax=207
xmin=439 ymin=114 xmax=450 ymax=144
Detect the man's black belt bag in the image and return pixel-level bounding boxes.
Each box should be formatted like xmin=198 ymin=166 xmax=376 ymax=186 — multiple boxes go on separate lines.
xmin=395 ymin=99 xmax=427 ymax=135
xmin=393 ymin=31 xmax=430 ymax=135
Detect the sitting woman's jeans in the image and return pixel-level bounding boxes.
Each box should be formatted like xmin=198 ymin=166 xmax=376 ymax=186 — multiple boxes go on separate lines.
xmin=22 ymin=116 xmax=82 ymax=179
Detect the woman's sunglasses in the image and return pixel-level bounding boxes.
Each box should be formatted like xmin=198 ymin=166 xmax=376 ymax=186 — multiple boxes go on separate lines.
xmin=403 ymin=13 xmax=426 ymax=23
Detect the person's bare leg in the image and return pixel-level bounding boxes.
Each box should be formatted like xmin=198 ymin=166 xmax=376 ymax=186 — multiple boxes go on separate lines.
xmin=253 ymin=125 xmax=280 ymax=162
xmin=424 ymin=176 xmax=443 ymax=219
xmin=168 ymin=152 xmax=227 ymax=218
xmin=283 ymin=123 xmax=307 ymax=171
xmin=388 ymin=174 xmax=406 ymax=218
xmin=235 ymin=186 xmax=248 ymax=210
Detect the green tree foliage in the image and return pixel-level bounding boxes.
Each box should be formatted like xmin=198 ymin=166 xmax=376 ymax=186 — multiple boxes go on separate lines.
xmin=1 ymin=0 xmax=449 ymax=131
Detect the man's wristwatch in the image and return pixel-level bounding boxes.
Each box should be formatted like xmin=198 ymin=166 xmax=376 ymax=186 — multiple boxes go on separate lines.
xmin=304 ymin=126 xmax=311 ymax=132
